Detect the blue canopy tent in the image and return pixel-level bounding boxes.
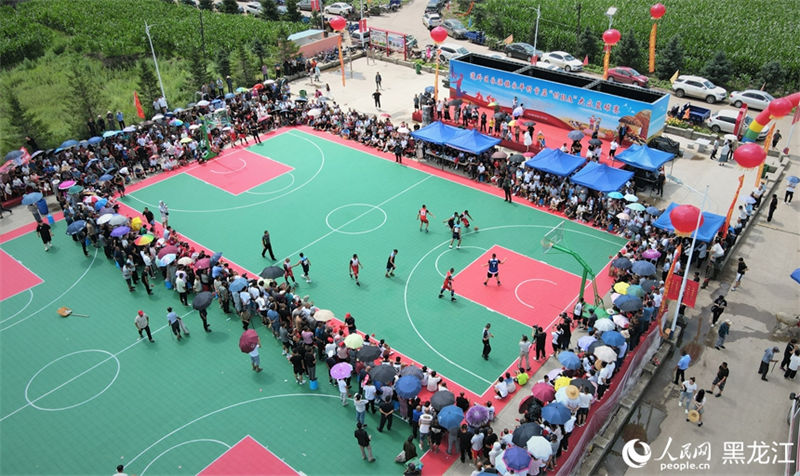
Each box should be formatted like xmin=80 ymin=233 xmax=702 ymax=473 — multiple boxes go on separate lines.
xmin=444 ymin=129 xmax=501 ymax=154
xmin=410 ymin=121 xmax=464 ymax=145
xmin=614 ymin=144 xmax=674 ymax=172
xmin=524 ymin=148 xmax=586 ymax=177
xmin=652 ymin=202 xmax=727 ymax=242
xmin=569 ymin=162 xmax=634 ymax=192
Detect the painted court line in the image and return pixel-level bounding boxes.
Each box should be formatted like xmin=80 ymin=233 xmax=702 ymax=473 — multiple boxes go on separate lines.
xmin=0 ymin=289 xmax=34 ymax=324
xmin=198 ymin=435 xmax=300 ymax=476
xmin=0 ymin=248 xmax=44 ymax=301
xmin=141 ymin=439 xmax=231 ymax=476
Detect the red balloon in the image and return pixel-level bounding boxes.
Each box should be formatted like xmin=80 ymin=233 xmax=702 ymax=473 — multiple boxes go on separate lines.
xmin=650 ymin=3 xmax=666 ymax=19
xmin=733 ymin=143 xmax=766 ymax=169
xmin=768 ymin=97 xmax=793 ymax=118
xmin=670 ymin=205 xmax=704 ymax=237
xmin=430 ymin=26 xmax=448 ymax=44
xmin=602 ymin=29 xmax=621 ymax=46
xmin=329 ymin=16 xmax=346 ymax=31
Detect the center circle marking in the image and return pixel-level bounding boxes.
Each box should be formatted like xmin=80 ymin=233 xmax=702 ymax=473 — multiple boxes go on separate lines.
xmin=325 ymin=203 xmax=388 ymax=235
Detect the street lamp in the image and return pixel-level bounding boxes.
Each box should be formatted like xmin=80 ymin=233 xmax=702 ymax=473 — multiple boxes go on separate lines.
xmin=605 ymin=6 xmax=617 ymax=30
xmin=144 ymin=21 xmax=167 ymax=107
xmin=430 ymin=26 xmax=448 ymax=104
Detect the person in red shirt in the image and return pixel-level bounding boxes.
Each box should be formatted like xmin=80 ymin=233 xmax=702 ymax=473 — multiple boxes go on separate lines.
xmin=283 ymin=257 xmax=296 ymax=285
xmin=349 ymin=253 xmax=363 ymax=286
xmin=439 ymin=267 xmax=456 ymax=301
xmin=417 ymin=204 xmax=435 ymax=232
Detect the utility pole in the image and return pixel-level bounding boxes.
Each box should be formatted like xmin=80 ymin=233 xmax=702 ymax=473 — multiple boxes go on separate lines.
xmin=532 ymin=5 xmax=541 ymax=55
xmin=144 ymin=21 xmax=167 ymax=104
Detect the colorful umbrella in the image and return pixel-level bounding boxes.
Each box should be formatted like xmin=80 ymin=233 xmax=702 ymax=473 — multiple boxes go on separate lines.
xmin=501 ymin=446 xmax=532 ymax=472
xmin=330 ymin=362 xmax=353 ymax=379
xmin=642 ymin=248 xmax=661 ymax=260
xmin=645 ymin=206 xmax=661 ymax=215
xmin=229 ymin=276 xmax=248 ymax=292
xmin=157 ymin=245 xmax=179 ymax=258
xmin=601 ymin=330 xmax=625 ymax=347
xmin=613 ymin=282 xmax=630 ymax=294
xmin=239 ymin=329 xmax=259 ymax=353
xmin=134 ymin=234 xmax=154 ymax=246
xmin=437 ymin=405 xmax=464 ymax=429
xmin=531 ymin=382 xmax=555 ymax=403
xmin=58 ymin=180 xmax=76 ymax=190
xmin=21 ymin=192 xmax=43 ymax=205
xmin=465 ymin=405 xmax=490 ymax=427
xmin=627 ymin=202 xmax=646 ymax=211
xmin=608 ymin=191 xmax=624 ymax=199
xmin=553 ymin=376 xmax=572 ymax=391
xmin=626 ymin=284 xmax=644 ymax=298
xmin=195 ymin=258 xmax=211 ymax=269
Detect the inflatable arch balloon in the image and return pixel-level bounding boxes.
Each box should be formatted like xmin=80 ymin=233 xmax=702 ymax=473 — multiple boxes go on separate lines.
xmin=743 ymin=92 xmax=800 ymax=142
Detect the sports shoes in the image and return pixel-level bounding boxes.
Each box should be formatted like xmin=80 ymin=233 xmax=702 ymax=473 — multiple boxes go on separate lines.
xmin=449 ymin=245 xmax=453 ymax=248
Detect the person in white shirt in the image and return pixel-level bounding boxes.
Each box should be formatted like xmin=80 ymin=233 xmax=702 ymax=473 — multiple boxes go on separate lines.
xmin=678 ymin=377 xmax=697 ymax=410
xmin=576 ymin=388 xmax=594 ymax=426
xmin=426 ymin=370 xmax=441 ymax=392
xmin=363 ymin=381 xmax=377 ymax=414
xmin=418 ymin=409 xmax=433 ymax=449
xmin=494 ymin=377 xmax=509 ymax=399
xmin=518 ymin=335 xmax=532 ymax=370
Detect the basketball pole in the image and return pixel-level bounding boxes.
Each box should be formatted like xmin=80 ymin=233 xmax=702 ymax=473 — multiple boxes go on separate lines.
xmin=549 ymin=243 xmax=604 ymax=307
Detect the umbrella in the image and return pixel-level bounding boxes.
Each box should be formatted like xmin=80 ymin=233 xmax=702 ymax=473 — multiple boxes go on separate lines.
xmin=395 ymin=375 xmax=422 ymax=399
xmin=94 ymin=198 xmax=109 ymax=211
xmin=123 ymin=125 xmax=137 ymax=133
xmin=67 ymin=185 xmax=84 ymax=195
xmin=616 ymin=295 xmax=643 ymax=312
xmin=627 ymin=202 xmax=646 ymax=212
xmin=192 ymin=291 xmax=214 ymax=310
xmin=235 ymin=87 xmax=248 ymax=93
xmin=512 ymin=423 xmax=543 ymax=449
xmin=157 ymin=245 xmax=179 ymax=258
xmin=260 ymin=265 xmax=284 ymax=279
xmin=196 ymin=100 xmax=210 ymax=107
xmin=264 ymin=79 xmax=276 ymax=85
xmin=608 ymin=191 xmax=624 ymax=199
xmin=399 ymin=366 xmax=424 ymax=380
xmin=640 ymin=278 xmax=657 ymax=293
xmin=397 ymin=126 xmax=410 ymax=134
xmin=491 ymin=150 xmax=508 ymax=160
xmin=66 ymin=220 xmax=87 ymax=235
xmin=239 ymin=329 xmax=259 ymax=353
xmin=344 ymin=333 xmax=364 ymax=349
xmin=210 ymin=251 xmax=222 ymax=266
xmin=588 ymin=138 xmax=602 ymax=146
xmin=616 ymin=212 xmax=630 ymax=221
xmin=21 ymin=192 xmax=43 ymax=205
xmin=159 ymin=254 xmax=177 ymax=267
xmin=527 ymin=435 xmax=553 ymax=460
xmin=557 ymin=351 xmax=581 ymax=370
xmin=577 ymin=335 xmax=597 ymax=351
xmin=601 ymin=330 xmax=625 ymax=347
xmin=102 ymin=130 xmax=120 ymax=138
xmin=626 ymin=284 xmax=645 ymax=298
xmin=531 ymin=382 xmax=555 ymax=403
xmin=613 ymin=282 xmax=630 ymax=294
xmin=541 ymin=402 xmax=571 ymax=424
xmin=502 ymin=446 xmax=532 ymax=472
xmin=465 ymin=405 xmax=490 ymax=426
xmin=177 ymin=256 xmax=194 ymax=266
xmin=229 ymin=276 xmax=248 ymax=292
xmin=295 ymin=97 xmax=309 ymax=103
xmin=509 ymin=153 xmax=526 ymax=164
xmin=87 ymin=136 xmax=103 ymax=145
xmin=487 ymin=101 xmax=497 ymax=107
xmin=314 ymin=309 xmax=335 ymax=322
xmin=447 ymin=98 xmax=463 ymax=107
xmin=519 ymin=395 xmax=540 ymax=414
xmin=645 ymin=206 xmax=661 ymax=215
xmin=195 ymin=258 xmax=211 ymax=269
xmin=437 ymin=405 xmax=464 ymax=429
xmin=611 ymin=257 xmax=631 ymax=270
xmin=110 ymin=226 xmax=130 ymax=237
xmin=570 ymin=378 xmax=596 ymax=394
xmin=96 ymin=214 xmax=114 ymax=225
xmin=60 ymin=139 xmax=79 ymax=149
xmin=355 ymin=345 xmax=382 ymax=362
xmin=108 ymin=214 xmax=128 ymax=226
xmin=553 ymin=376 xmax=572 ymax=391
xmin=632 ymin=261 xmax=656 ymax=276
xmin=369 ymin=365 xmax=398 ymax=386
xmin=180 ymin=137 xmax=193 ymax=144
xmin=587 ymin=340 xmax=605 ymax=354
xmin=430 ymin=390 xmax=455 ymax=411
xmin=787 ymin=176 xmax=800 ymax=184
xmin=792 ymin=268 xmax=800 ymax=285
xmin=594 ymin=345 xmax=618 ymax=363
xmin=225 ymin=93 xmax=236 ymax=99
xmin=189 ymin=123 xmax=202 ymax=130
xmin=546 ymin=368 xmax=563 ymax=382
xmin=567 ymin=130 xmax=584 ymax=141
xmin=624 ymin=193 xmax=639 ymax=202
xmin=307 ymin=108 xmax=323 ymax=117
xmin=58 ymin=180 xmax=76 ymax=190
xmin=642 ymin=248 xmax=661 ymax=260
xmin=134 ymin=234 xmax=154 ymax=246
xmin=330 ymin=362 xmax=353 ymax=379
xmin=593 ymin=318 xmax=616 ymax=332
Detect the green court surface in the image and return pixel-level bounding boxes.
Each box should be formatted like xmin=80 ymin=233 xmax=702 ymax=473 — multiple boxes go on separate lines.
xmin=0 ymin=129 xmax=626 ymax=475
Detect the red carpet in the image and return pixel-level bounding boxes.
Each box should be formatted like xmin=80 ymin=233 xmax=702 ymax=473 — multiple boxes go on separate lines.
xmin=0 ymin=249 xmax=43 ymax=300
xmin=198 ymin=435 xmax=299 ymax=475
xmin=186 ymin=149 xmax=293 ymax=195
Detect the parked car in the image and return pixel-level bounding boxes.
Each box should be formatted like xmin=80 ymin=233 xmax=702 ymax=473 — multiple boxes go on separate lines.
xmin=243 ymin=1 xmax=262 ymax=14
xmin=728 ymin=89 xmax=774 ymax=110
xmin=297 ymin=0 xmax=319 ymax=11
xmin=606 ymin=66 xmax=649 ymax=87
xmin=671 ymin=75 xmax=727 ymax=104
xmin=504 ymin=43 xmax=543 ymax=62
xmin=324 ymin=2 xmax=352 ymax=15
xmin=647 ymin=136 xmax=683 ymax=157
xmin=534 ymin=61 xmax=562 ymax=71
xmin=707 ymin=109 xmax=767 ymax=140
xmin=425 ymin=0 xmax=445 ymax=13
xmin=442 ymin=19 xmax=468 ymax=39
xmin=350 ymin=30 xmax=370 ymax=45
xmin=438 ymin=43 xmax=470 ymax=61
xmin=541 ymin=51 xmax=582 ymax=72
xmin=422 ymin=11 xmax=441 ymax=29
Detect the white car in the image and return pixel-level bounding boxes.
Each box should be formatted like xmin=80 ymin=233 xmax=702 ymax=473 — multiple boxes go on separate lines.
xmin=535 ymin=61 xmax=562 ymax=71
xmin=438 ymin=43 xmax=470 ymax=61
xmin=707 ymin=109 xmax=768 ymax=140
xmin=728 ymin=89 xmax=775 ymax=110
xmin=243 ymin=1 xmax=262 ymax=14
xmin=671 ymin=75 xmax=727 ymax=104
xmin=422 ymin=11 xmax=441 ymax=29
xmin=541 ymin=51 xmax=582 ymax=72
xmin=324 ymin=2 xmax=352 ymax=14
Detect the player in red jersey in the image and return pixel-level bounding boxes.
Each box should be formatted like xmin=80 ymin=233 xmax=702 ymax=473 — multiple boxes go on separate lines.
xmin=349 ymin=253 xmax=363 ymax=286
xmin=460 ymin=210 xmax=474 ymax=231
xmin=438 ymin=267 xmax=456 ymax=301
xmin=417 ymin=204 xmax=435 ymax=232
xmin=283 ymin=257 xmax=297 ymax=285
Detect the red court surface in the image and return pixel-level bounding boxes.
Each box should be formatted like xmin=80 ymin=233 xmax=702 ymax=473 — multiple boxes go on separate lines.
xmin=456 ymin=245 xmax=582 ymax=328
xmin=198 ymin=435 xmax=299 ymax=476
xmin=0 ymin=249 xmax=43 ymax=300
xmin=186 ymin=149 xmax=293 ymax=195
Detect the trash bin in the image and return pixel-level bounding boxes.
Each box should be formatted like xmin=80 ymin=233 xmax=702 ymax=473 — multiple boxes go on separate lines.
xmin=415 ymin=62 xmax=422 ymax=75
xmin=36 ymin=198 xmax=49 ymax=216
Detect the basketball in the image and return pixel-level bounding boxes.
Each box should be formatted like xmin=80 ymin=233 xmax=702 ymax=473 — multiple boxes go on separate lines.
xmin=474 ymin=226 xmax=479 ymax=232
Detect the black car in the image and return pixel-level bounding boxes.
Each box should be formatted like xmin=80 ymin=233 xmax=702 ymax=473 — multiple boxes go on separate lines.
xmin=647 ymin=136 xmax=683 ymax=157
xmin=505 ymin=43 xmax=543 ymax=62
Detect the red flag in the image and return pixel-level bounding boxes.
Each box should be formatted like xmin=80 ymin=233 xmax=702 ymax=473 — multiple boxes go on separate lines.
xmin=359 ymin=19 xmax=367 ymax=32
xmin=310 ymin=0 xmax=319 ymax=11
xmin=665 ymin=273 xmax=700 ymax=307
xmin=134 ymin=91 xmax=145 ymax=119
xmin=792 ymin=106 xmax=800 ymax=125
xmin=583 ymin=55 xmax=589 ymax=66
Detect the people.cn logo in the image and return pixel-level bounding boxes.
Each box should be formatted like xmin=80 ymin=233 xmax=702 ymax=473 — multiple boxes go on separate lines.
xmin=622 ymin=438 xmax=652 ymax=469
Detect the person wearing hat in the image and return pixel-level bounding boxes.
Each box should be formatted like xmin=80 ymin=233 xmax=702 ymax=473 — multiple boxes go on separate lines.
xmin=345 ymin=313 xmax=357 ymax=335
xmin=134 ymin=310 xmax=154 ymax=342
xmin=687 ymin=389 xmax=706 ymax=427
xmin=759 ymin=347 xmax=780 ymax=381
xmin=715 ymin=320 xmax=731 ymax=349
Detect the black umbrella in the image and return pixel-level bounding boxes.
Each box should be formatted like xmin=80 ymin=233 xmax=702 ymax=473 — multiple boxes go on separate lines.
xmin=431 ymin=390 xmax=455 ymax=411
xmin=627 ymin=223 xmax=643 ymax=234
xmin=368 ymin=364 xmax=398 ymax=387
xmin=493 ymin=111 xmax=506 ymax=120
xmin=512 ymin=422 xmax=542 ymax=446
xmin=518 ymin=395 xmax=541 ymax=414
xmin=192 ymin=291 xmax=214 ymax=311
xmin=356 ymin=346 xmax=382 ymax=363
xmin=66 ymin=220 xmax=87 ymax=235
xmin=447 ymin=98 xmax=463 ymax=107
xmin=525 ymin=405 xmax=542 ymax=423
xmin=399 ymin=366 xmax=425 ymax=380
xmin=567 ymin=130 xmax=584 ymax=141
xmin=260 ymin=266 xmax=283 ymax=279
xmin=570 ymin=378 xmax=596 ymax=395
xmin=587 ymin=340 xmax=604 ymax=354
xmin=617 ymin=296 xmax=644 ymax=312
xmin=509 ymin=153 xmax=525 ymax=164
xmin=640 ymin=278 xmax=657 ymax=293
xmin=588 ymin=138 xmax=602 ymax=146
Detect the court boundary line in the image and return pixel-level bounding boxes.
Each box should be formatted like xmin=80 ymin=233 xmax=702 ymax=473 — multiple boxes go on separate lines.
xmin=0 ymin=289 xmax=34 ymax=323
xmin=0 ymin=248 xmax=45 ymax=301
xmin=197 ymin=434 xmax=302 ymax=476
xmin=141 ymin=438 xmax=231 ymax=476
xmin=185 ymin=150 xmax=296 ymax=197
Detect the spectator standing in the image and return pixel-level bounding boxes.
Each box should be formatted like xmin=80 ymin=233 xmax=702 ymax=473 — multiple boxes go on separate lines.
xmin=786 ymin=182 xmax=795 ymax=203
xmin=674 ymin=350 xmax=691 ymax=385
xmin=730 ymin=257 xmax=748 ymax=291
xmin=354 ymin=423 xmax=376 ymax=462
xmin=134 ymin=310 xmax=154 ymax=342
xmin=709 ymin=362 xmax=728 ymax=396
xmin=786 ymin=350 xmax=800 ymax=380
xmin=518 ymin=335 xmax=532 ymax=370
xmin=36 ymin=220 xmax=52 ymax=251
xmin=758 ymin=346 xmax=780 ymax=381
xmin=378 ymin=397 xmax=394 ymax=432
xmin=375 ymin=72 xmax=382 ymax=90
xmin=715 ymin=320 xmax=731 ymax=349
xmin=767 ymin=194 xmax=779 ymax=222
xmin=678 ymin=376 xmax=696 ymax=410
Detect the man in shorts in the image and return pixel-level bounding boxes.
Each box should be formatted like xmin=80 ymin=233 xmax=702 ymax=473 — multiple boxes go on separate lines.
xmin=709 ymin=362 xmax=728 ymax=397
xmin=417 ymin=205 xmax=434 ymax=232
xmin=385 ymin=249 xmax=398 ymax=277
xmin=449 ymin=222 xmax=462 ymax=249
xmin=283 ymin=257 xmax=297 ymax=285
xmin=296 ymin=253 xmax=311 ymax=283
xmin=483 ymin=253 xmax=505 ymax=285
xmin=439 ymin=267 xmax=456 ymax=301
xmin=349 ymin=253 xmax=363 ymax=286
xmin=460 ymin=210 xmax=474 ymax=231
xmin=444 ymin=212 xmax=459 ymax=231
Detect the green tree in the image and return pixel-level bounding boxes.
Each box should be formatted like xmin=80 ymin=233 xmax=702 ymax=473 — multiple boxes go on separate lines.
xmin=3 ymin=90 xmax=49 ymax=151
xmin=252 ymin=38 xmax=267 ymax=68
xmin=215 ymin=48 xmax=232 ymax=78
xmin=236 ymin=44 xmax=254 ymax=86
xmin=188 ymin=46 xmax=208 ymax=90
xmin=285 ymin=0 xmax=302 ymax=22
xmin=655 ymin=35 xmax=684 ymax=81
xmin=575 ymin=27 xmax=599 ymax=64
xmin=137 ymin=60 xmax=161 ymax=109
xmin=220 ymin=0 xmax=240 ymax=14
xmin=701 ymin=51 xmax=733 ymax=85
xmin=198 ymin=0 xmax=214 ymax=9
xmin=613 ymin=30 xmax=642 ymax=71
xmin=275 ymin=26 xmax=300 ymax=65
xmin=65 ymin=58 xmax=102 ymax=134
xmin=259 ymin=0 xmax=281 ymax=20
xmin=759 ymin=61 xmax=785 ymax=92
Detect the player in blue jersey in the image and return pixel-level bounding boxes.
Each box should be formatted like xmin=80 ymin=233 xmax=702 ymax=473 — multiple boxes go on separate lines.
xmin=483 ymin=253 xmax=506 ymax=286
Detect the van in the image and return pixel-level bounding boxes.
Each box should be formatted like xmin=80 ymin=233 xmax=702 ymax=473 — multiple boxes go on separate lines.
xmin=425 ymin=0 xmax=442 ymax=13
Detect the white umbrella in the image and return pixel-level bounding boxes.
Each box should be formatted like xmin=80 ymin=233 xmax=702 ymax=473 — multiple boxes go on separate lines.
xmin=397 ymin=126 xmax=410 ymax=134
xmin=108 ymin=214 xmax=128 ymax=226
xmin=196 ymin=100 xmax=210 ymax=107
xmin=616 ymin=212 xmax=630 ymax=220
xmin=314 ymin=309 xmax=335 ymax=322
xmin=623 ymin=193 xmax=639 ymax=202
xmin=307 ymin=108 xmax=322 ymax=117
xmin=263 ymin=79 xmax=276 ymax=85
xmin=526 ymin=435 xmax=553 ymax=460
xmin=97 ymin=213 xmax=114 ymax=225
xmin=189 ymin=124 xmax=202 ymax=130
xmin=612 ymin=314 xmax=630 ymax=328
xmin=593 ymin=345 xmax=618 ymax=363
xmin=594 ymin=318 xmax=616 ymax=332
xmin=152 ymin=114 xmax=164 ymax=121
xmin=177 ymin=257 xmax=194 ymax=266
xmin=118 ymin=167 xmax=129 ymax=175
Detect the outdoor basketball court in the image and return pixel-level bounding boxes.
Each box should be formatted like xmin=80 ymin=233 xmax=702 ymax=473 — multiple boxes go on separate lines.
xmin=0 ymin=127 xmax=626 ymax=475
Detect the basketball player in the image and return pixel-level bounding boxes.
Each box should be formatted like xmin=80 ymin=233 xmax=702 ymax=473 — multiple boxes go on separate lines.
xmin=417 ymin=204 xmax=435 ymax=232
xmin=483 ymin=253 xmax=506 ymax=286
xmin=449 ymin=221 xmax=462 ymax=249
xmin=439 ymin=267 xmax=456 ymax=301
xmin=385 ymin=249 xmax=398 ymax=277
xmin=349 ymin=253 xmax=363 ymax=286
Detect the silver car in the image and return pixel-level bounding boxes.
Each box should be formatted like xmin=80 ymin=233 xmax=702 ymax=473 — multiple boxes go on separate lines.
xmin=728 ymin=89 xmax=774 ymax=110
xmin=672 ymin=75 xmax=727 ymax=104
